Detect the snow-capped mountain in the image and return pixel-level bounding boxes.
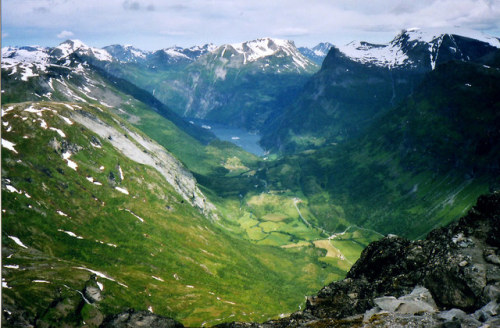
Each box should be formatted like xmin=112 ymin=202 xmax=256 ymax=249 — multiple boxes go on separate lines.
xmin=299 ymin=42 xmax=334 ymax=64
xmin=147 ymin=43 xmax=218 ymax=66
xmin=208 ymin=37 xmax=316 ymax=72
xmin=338 ymin=27 xmax=500 ymax=70
xmin=162 ymin=44 xmax=217 ymax=61
xmin=103 ymin=44 xmax=150 ymax=63
xmin=1 ymin=46 xmax=51 ymax=81
xmin=1 ymin=40 xmax=115 ymax=84
xmin=50 ymin=39 xmax=113 ymax=62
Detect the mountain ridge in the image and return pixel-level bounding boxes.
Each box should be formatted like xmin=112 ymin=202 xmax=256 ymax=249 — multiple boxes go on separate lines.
xmin=261 ymin=28 xmax=500 ymax=153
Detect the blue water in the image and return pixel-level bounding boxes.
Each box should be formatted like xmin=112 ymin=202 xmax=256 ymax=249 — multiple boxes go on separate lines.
xmin=190 ymin=119 xmax=265 ymax=156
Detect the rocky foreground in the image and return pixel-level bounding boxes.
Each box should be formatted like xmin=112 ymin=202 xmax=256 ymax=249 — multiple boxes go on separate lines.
xmin=105 ymin=193 xmax=499 ymax=328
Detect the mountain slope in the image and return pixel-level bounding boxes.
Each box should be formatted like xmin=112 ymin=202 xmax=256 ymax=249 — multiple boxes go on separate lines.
xmin=261 ymin=57 xmax=500 ymax=238
xmin=1 ymin=101 xmax=335 ymax=327
xmin=261 ymin=28 xmax=500 ymax=152
xmin=2 ymin=40 xmax=379 ymax=327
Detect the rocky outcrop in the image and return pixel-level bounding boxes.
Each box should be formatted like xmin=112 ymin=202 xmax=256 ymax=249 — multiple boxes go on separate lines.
xmin=71 ymin=108 xmax=218 ymax=220
xmin=100 ymin=309 xmax=183 ymax=328
xmin=218 ymin=193 xmax=500 ymax=327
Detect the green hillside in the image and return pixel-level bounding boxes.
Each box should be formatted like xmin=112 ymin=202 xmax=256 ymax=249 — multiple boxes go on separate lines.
xmin=1 ymin=102 xmax=339 ymax=326
xmin=260 ymin=60 xmax=499 ymax=238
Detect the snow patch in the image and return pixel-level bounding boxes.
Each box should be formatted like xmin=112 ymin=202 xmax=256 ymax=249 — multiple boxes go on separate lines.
xmin=57 ymin=229 xmax=84 ymax=239
xmin=123 ymin=209 xmax=145 ymax=222
xmin=62 ymin=151 xmax=78 ymax=170
xmin=59 ymin=115 xmax=73 ymax=125
xmin=49 ymin=127 xmax=66 ymax=137
xmin=57 ymin=210 xmax=68 ymax=217
xmin=73 ymin=266 xmax=128 ymax=288
xmin=90 ymin=141 xmax=102 ymax=148
xmin=2 ymin=278 xmax=12 ymax=289
xmin=115 ymin=187 xmax=129 ymax=195
xmin=5 ymin=185 xmax=21 ymax=194
xmin=2 ymin=139 xmax=18 ymax=153
xmin=38 ymin=118 xmax=48 ymax=129
xmin=8 ymin=236 xmax=28 ymax=249
xmin=152 ymin=276 xmax=164 ymax=282
xmin=4 ymin=264 xmax=20 ymax=269
xmin=87 ymin=177 xmax=102 ymax=186
xmin=118 ymin=165 xmax=124 ymax=180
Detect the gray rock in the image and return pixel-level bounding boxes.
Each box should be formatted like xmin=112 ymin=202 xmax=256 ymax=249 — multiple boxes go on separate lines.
xmin=100 ymin=309 xmax=184 ymax=328
xmin=437 ymin=308 xmax=467 ymax=321
xmin=483 ymin=284 xmax=500 ymax=302
xmin=474 ymin=301 xmax=499 ymax=322
xmin=400 ymin=286 xmax=437 ymax=307
xmin=481 ymin=300 xmax=499 ymax=316
xmin=485 ymin=253 xmax=500 ymax=265
xmin=374 ymin=296 xmax=401 ymax=312
xmin=84 ymin=286 xmax=102 ymax=303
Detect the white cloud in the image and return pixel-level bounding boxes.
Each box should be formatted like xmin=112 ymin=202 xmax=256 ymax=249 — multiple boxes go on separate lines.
xmin=2 ymin=32 xmax=8 ymax=38
xmin=273 ymin=27 xmax=309 ymax=37
xmin=57 ymin=30 xmax=74 ymax=39
xmin=2 ymin=0 xmax=500 ymax=49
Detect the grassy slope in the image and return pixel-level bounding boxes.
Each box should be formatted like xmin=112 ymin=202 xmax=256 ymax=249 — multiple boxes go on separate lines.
xmin=0 ymin=57 xmax=380 ymax=326
xmin=1 ymin=102 xmax=335 ymax=326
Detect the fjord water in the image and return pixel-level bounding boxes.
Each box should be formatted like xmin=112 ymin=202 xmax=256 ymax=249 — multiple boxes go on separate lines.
xmin=191 ymin=119 xmax=265 ymax=156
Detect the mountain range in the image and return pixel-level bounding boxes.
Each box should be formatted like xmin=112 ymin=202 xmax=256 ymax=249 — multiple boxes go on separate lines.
xmin=2 ymin=27 xmax=500 ymax=326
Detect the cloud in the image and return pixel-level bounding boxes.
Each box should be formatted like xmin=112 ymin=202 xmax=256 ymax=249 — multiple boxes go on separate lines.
xmin=2 ymin=32 xmax=8 ymax=38
xmin=159 ymin=30 xmax=191 ymax=37
xmin=123 ymin=1 xmax=140 ymax=11
xmin=273 ymin=27 xmax=309 ymax=37
xmin=57 ymin=30 xmax=74 ymax=39
xmin=122 ymin=1 xmax=155 ymax=11
xmin=2 ymin=0 xmax=500 ymax=49
xmin=33 ymin=7 xmax=50 ymax=13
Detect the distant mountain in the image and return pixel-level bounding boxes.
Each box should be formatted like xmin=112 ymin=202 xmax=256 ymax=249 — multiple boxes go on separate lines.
xmin=339 ymin=27 xmax=500 ymax=70
xmin=262 ymin=28 xmax=500 ymax=152
xmin=50 ymin=39 xmax=113 ymax=62
xmin=1 ymin=40 xmax=215 ymax=146
xmin=100 ymin=37 xmax=319 ymax=131
xmin=299 ymin=42 xmax=334 ymax=64
xmin=146 ymin=44 xmax=218 ymax=68
xmin=102 ymin=44 xmax=149 ymax=63
xmin=211 ymin=38 xmax=314 ymax=71
xmin=103 ymin=43 xmax=217 ymax=67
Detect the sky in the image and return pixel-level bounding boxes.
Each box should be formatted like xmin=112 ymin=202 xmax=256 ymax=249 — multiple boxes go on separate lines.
xmin=2 ymin=0 xmax=500 ymax=50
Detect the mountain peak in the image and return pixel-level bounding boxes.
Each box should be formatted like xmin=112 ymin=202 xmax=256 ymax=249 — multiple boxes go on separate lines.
xmin=398 ymin=26 xmax=500 ymax=48
xmin=338 ymin=27 xmax=500 ymax=69
xmin=53 ymin=39 xmax=112 ymax=62
xmin=223 ymin=37 xmax=312 ymax=67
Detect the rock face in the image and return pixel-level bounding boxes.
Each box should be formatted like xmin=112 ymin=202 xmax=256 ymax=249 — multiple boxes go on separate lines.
xmin=218 ymin=193 xmax=500 ymax=327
